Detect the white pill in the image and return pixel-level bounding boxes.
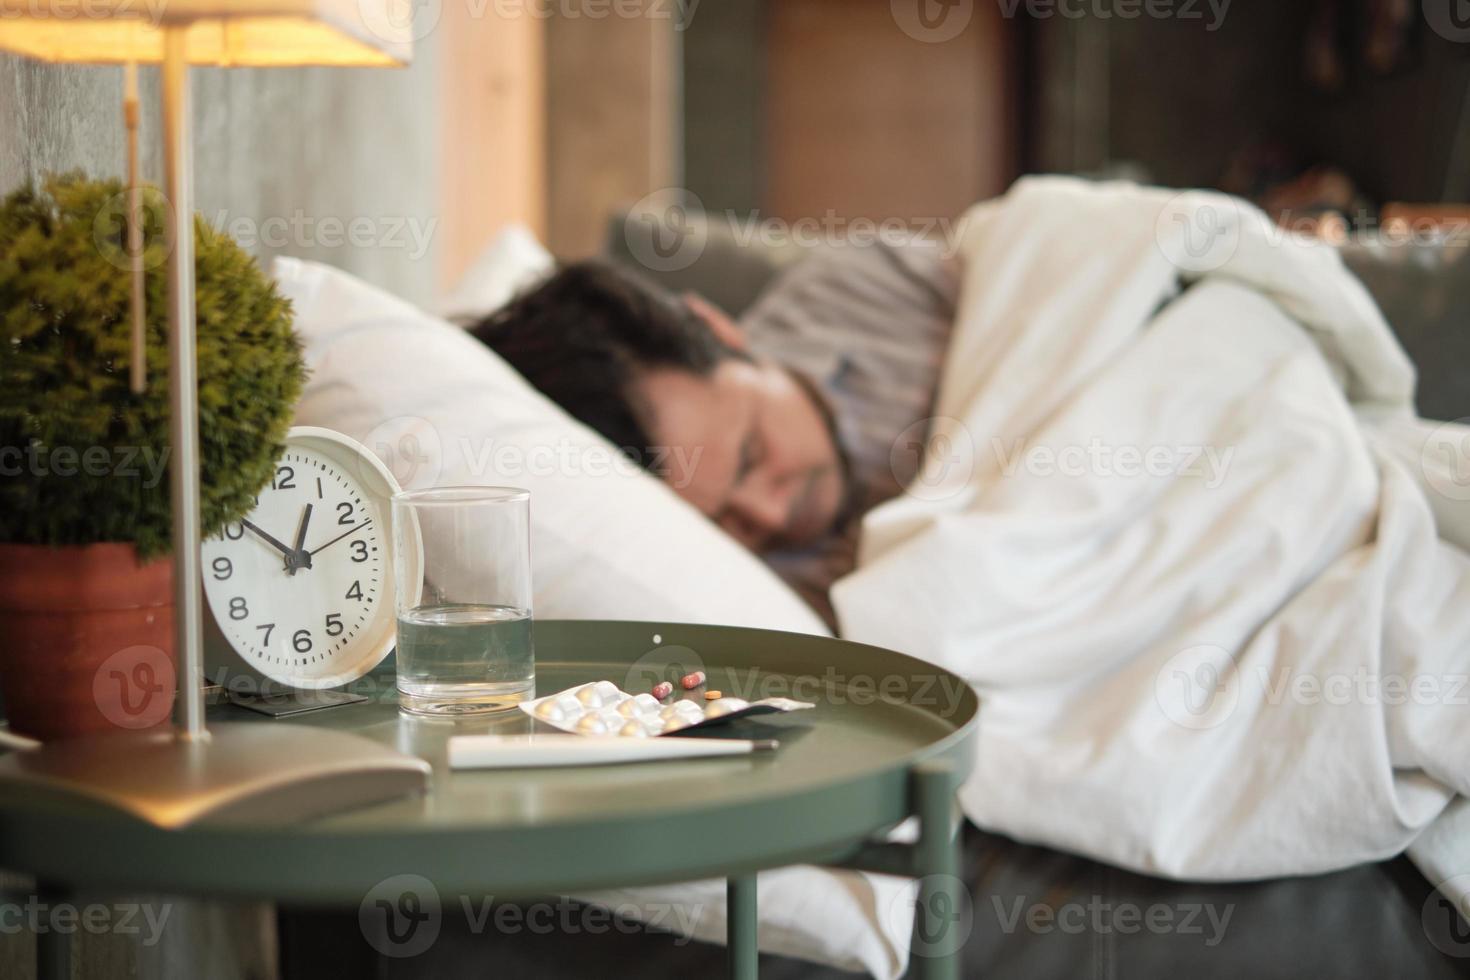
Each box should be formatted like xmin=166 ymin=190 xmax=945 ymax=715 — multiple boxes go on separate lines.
xmin=553 ymin=694 xmax=582 ymax=716
xmin=617 ymin=699 xmax=647 ymax=719
xmin=658 ymin=704 xmax=685 ymax=722
xmin=575 ymin=714 xmax=610 ymax=735
xmin=534 ymin=700 xmax=567 ymax=722
xmin=575 ymin=686 xmax=605 ymax=708
xmin=630 ymin=693 xmax=661 ymax=715
xmin=674 ymin=700 xmax=704 ymax=719
xmin=703 ymin=698 xmax=750 ymax=719
xmin=619 ymin=721 xmax=651 ymax=737
xmin=593 ymin=680 xmax=622 ymax=701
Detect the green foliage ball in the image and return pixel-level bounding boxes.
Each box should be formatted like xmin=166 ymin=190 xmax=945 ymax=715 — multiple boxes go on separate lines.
xmin=0 ymin=172 xmax=306 ymax=559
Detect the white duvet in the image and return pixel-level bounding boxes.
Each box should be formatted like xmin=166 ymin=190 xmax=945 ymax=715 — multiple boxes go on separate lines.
xmin=833 ymin=177 xmax=1470 ymax=894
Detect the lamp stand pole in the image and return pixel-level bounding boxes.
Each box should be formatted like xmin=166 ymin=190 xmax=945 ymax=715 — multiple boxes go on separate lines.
xmin=0 ymin=29 xmax=430 ymax=828
xmin=161 ymin=26 xmax=207 ymax=741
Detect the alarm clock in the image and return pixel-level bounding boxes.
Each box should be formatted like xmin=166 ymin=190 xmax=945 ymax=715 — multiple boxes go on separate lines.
xmin=202 ymin=426 xmax=418 ymax=690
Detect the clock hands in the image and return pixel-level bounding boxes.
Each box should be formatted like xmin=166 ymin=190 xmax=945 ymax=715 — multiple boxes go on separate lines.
xmin=286 ymin=504 xmax=314 ymax=576
xmin=242 ymin=508 xmax=318 ymax=576
xmin=310 ymin=518 xmax=373 ymax=557
xmin=241 ymin=506 xmax=368 ymax=575
xmin=240 ymin=519 xmax=296 ymax=563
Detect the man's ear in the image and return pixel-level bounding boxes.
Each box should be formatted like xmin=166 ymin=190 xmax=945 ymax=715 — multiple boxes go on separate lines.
xmin=683 ymin=293 xmax=749 ymax=352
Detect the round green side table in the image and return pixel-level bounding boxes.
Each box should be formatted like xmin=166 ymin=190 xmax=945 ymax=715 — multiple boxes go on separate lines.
xmin=0 ymin=620 xmax=979 ymax=980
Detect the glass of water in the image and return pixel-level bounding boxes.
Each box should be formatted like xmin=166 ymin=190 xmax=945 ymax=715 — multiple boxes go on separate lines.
xmin=391 ymin=486 xmax=534 ymax=715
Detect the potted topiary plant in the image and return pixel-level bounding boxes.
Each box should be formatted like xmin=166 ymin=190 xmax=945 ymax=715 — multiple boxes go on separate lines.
xmin=0 ymin=173 xmax=305 ymax=740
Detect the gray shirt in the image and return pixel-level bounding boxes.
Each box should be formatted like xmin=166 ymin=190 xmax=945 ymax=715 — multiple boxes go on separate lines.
xmin=739 ymin=240 xmax=961 ymax=628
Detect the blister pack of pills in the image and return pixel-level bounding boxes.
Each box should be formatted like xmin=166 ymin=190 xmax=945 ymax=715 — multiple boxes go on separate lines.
xmin=519 ymin=680 xmax=814 ymax=737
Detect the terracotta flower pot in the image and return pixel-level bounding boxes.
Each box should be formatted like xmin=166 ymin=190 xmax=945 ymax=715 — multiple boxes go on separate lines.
xmin=0 ymin=542 xmax=177 ymax=741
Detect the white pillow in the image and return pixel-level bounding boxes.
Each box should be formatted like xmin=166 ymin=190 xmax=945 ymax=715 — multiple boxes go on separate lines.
xmin=277 ymin=255 xmax=829 ymax=633
xmin=435 ymin=224 xmax=555 ymax=323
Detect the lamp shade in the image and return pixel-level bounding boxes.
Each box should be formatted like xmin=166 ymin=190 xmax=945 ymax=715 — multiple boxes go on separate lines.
xmin=0 ymin=0 xmax=412 ymax=66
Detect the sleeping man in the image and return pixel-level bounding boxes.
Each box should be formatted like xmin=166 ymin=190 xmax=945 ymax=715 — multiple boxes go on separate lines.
xmin=469 ymin=242 xmax=958 ymax=627
xmin=471 ymin=177 xmax=1470 ymax=898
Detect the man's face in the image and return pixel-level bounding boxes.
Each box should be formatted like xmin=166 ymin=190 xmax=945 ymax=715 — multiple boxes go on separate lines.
xmin=633 ymin=358 xmax=847 ymax=552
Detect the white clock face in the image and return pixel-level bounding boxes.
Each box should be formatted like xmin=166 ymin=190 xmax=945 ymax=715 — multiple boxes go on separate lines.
xmin=203 ymin=442 xmax=392 ymax=688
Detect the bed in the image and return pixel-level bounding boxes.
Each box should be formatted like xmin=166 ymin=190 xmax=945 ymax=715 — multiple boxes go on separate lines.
xmin=278 ymin=187 xmax=1470 ymax=978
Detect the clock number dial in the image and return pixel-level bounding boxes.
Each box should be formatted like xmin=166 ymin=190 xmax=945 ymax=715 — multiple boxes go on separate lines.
xmin=202 ymin=445 xmax=387 ymax=681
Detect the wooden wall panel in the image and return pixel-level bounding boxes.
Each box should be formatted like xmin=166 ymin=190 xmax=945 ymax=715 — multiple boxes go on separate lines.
xmin=436 ymin=4 xmax=547 ymax=289
xmin=0 ymin=42 xmax=439 ymax=305
xmin=683 ymin=0 xmax=767 ymax=214
xmin=765 ymin=0 xmax=1017 ymax=223
xmin=545 ymin=12 xmax=679 ymax=258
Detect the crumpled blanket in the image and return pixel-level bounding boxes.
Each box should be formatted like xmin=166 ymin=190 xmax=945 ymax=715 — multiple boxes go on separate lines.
xmin=834 ymin=177 xmax=1470 ymax=902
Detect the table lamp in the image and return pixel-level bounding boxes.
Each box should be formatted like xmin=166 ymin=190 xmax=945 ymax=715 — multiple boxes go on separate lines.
xmin=0 ymin=0 xmax=431 ymax=826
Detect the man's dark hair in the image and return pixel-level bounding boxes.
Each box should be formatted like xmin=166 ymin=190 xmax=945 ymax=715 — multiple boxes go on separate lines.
xmin=468 ymin=261 xmax=742 ymax=470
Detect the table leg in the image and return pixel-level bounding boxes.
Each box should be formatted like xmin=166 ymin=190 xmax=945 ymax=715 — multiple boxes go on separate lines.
xmin=912 ymin=761 xmax=962 ymax=980
xmin=35 ymin=882 xmax=70 ymax=980
xmin=726 ymin=874 xmax=758 ymax=980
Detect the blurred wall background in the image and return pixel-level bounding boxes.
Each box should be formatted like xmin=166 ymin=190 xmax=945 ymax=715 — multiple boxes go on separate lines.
xmin=1030 ymin=3 xmax=1470 ymax=203
xmin=6 ymin=2 xmax=1465 ymax=307
xmin=0 ymin=5 xmax=545 ymax=308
